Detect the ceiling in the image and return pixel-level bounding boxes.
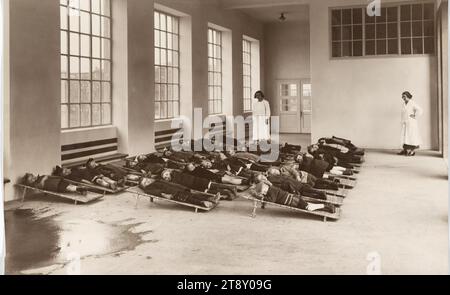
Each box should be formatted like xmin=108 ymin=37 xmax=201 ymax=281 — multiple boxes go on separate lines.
xmin=219 ymin=0 xmax=310 ymax=23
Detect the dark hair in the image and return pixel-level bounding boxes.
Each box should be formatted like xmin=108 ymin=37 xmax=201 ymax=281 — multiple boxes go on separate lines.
xmin=53 ymin=165 xmax=63 ymax=176
xmin=402 ymin=91 xmax=413 ymax=99
xmin=86 ymin=158 xmax=95 ymax=167
xmin=254 ymin=90 xmax=265 ymax=98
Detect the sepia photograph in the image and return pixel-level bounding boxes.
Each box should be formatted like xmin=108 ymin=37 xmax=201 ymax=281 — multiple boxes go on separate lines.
xmin=0 ymin=0 xmax=448 ymax=277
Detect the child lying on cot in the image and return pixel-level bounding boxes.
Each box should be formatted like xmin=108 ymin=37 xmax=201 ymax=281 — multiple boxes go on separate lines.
xmin=319 ymin=137 xmax=365 ymax=155
xmin=22 ymin=173 xmax=88 ymax=195
xmin=295 ymin=153 xmax=353 ymax=177
xmin=139 ymin=178 xmax=220 ymax=208
xmin=256 ymin=174 xmax=327 ymax=200
xmin=125 ymin=154 xmax=186 ymax=175
xmin=253 ymin=182 xmax=336 ymax=214
xmin=266 ymin=166 xmax=340 ymax=190
xmin=309 ymin=144 xmax=364 ymax=164
xmin=86 ymin=159 xmax=141 ymax=184
xmin=161 ymin=169 xmax=238 ymax=200
xmin=185 ymin=163 xmax=250 ymax=186
xmin=308 ymin=145 xmax=356 ymax=168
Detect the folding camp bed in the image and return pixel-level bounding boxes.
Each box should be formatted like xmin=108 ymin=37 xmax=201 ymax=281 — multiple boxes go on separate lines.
xmin=319 ymin=187 xmax=348 ymax=198
xmin=65 ymin=179 xmax=136 ymax=194
xmin=239 ymin=193 xmax=341 ymax=222
xmin=126 ymin=186 xmax=219 ymax=213
xmin=15 ymin=184 xmax=104 ymax=205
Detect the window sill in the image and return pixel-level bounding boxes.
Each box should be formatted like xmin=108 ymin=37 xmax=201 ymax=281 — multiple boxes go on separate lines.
xmin=61 ymin=125 xmax=115 ymax=134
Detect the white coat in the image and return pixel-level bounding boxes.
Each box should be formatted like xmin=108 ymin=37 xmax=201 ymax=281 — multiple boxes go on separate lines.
xmin=401 ymin=100 xmax=423 ymax=146
xmin=252 ymin=99 xmax=271 ymax=141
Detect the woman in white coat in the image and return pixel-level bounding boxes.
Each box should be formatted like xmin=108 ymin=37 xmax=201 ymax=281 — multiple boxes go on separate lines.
xmin=398 ymin=91 xmax=423 ymax=156
xmin=252 ymin=91 xmax=271 ymax=142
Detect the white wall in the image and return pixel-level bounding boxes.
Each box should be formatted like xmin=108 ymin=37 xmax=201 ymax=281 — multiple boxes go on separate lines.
xmin=310 ymin=0 xmax=438 ymax=149
xmin=264 ymin=20 xmax=310 ymax=117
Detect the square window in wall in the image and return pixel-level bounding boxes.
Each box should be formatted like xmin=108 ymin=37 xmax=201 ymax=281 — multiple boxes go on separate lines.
xmin=60 ymin=0 xmax=112 ymax=129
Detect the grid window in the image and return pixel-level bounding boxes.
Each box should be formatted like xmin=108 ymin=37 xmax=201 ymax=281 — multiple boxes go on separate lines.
xmin=208 ymin=28 xmax=223 ymax=115
xmin=60 ymin=0 xmax=112 ymax=129
xmin=154 ymin=11 xmax=180 ymax=120
xmin=243 ymin=39 xmax=252 ymax=112
xmin=400 ymin=3 xmax=435 ymax=54
xmin=331 ymin=8 xmax=364 ymax=57
xmin=331 ymin=2 xmax=434 ymax=58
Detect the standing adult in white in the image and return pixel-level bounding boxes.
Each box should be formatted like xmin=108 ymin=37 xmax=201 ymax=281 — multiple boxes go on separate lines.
xmin=252 ymin=91 xmax=271 ymax=142
xmin=398 ymin=91 xmax=423 ymax=157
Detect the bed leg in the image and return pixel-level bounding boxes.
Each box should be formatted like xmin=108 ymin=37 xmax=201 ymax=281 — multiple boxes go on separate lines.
xmin=135 ymin=194 xmax=140 ymax=209
xmin=150 ymin=197 xmax=154 ymax=203
xmin=195 ymin=208 xmax=198 ymax=213
xmin=251 ymin=200 xmax=258 ymax=218
xmin=74 ymin=200 xmax=78 ymax=206
xmin=21 ymin=187 xmax=27 ymax=203
xmin=323 ymin=216 xmax=327 ymax=222
xmin=261 ymin=202 xmax=266 ymax=210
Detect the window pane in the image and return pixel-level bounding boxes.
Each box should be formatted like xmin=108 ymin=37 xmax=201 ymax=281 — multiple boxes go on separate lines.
xmin=155 ymin=67 xmax=160 ymax=83
xmin=69 ymin=14 xmax=80 ymax=32
xmin=101 ymin=38 xmax=110 ymax=59
xmin=375 ymin=7 xmax=386 ymax=23
xmin=81 ymin=104 xmax=91 ymax=126
xmin=101 ymin=60 xmax=110 ymax=81
xmin=92 ymin=81 xmax=101 ymax=102
xmin=376 ymin=39 xmax=387 ymax=55
xmin=92 ymin=36 xmax=100 ymax=58
xmin=92 ymin=59 xmax=101 ymax=79
xmin=331 ymin=10 xmax=341 ymax=25
xmin=424 ymin=21 xmax=434 ymax=37
xmin=101 ymin=17 xmax=110 ymax=38
xmin=401 ymin=38 xmax=412 ymax=54
xmin=376 ymin=23 xmax=387 ymax=39
xmin=70 ymin=81 xmax=80 ymax=103
xmin=161 ymin=102 xmax=167 ymax=118
xmin=101 ymin=104 xmax=111 ymax=124
xmin=366 ymin=40 xmax=375 ymax=55
xmin=91 ymin=0 xmax=100 ymax=13
xmin=342 ymin=9 xmax=351 ymax=25
xmin=388 ymin=23 xmax=398 ymax=38
xmin=412 ymin=21 xmax=423 ymax=37
xmin=353 ymin=41 xmax=363 ymax=56
xmin=160 ymin=67 xmax=167 ymax=83
xmin=366 ymin=24 xmax=375 ymax=39
xmin=423 ymin=4 xmax=434 ymax=20
xmin=412 ymin=37 xmax=423 ymax=54
xmin=61 ymin=105 xmax=69 ymax=129
xmin=401 ymin=5 xmax=411 ymax=21
xmin=332 ymin=42 xmax=341 ymax=57
xmin=70 ymin=57 xmax=80 ymax=79
xmin=155 ymin=102 xmax=161 ymax=119
xmin=353 ymin=25 xmax=362 ymax=40
xmin=70 ymin=33 xmax=79 ymax=55
xmin=352 ymin=8 xmax=362 ymax=24
xmin=366 ymin=14 xmax=375 ymax=24
xmin=388 ymin=39 xmax=398 ymax=54
xmin=342 ymin=26 xmax=351 ymax=40
xmin=80 ymin=0 xmax=90 ymax=11
xmin=387 ymin=7 xmax=398 ymax=22
xmin=69 ymin=104 xmax=80 ymax=128
xmin=424 ymin=37 xmax=434 ymax=54
xmin=101 ymin=0 xmax=110 ymax=16
xmin=80 ymin=11 xmax=90 ymax=34
xmin=80 ymin=34 xmax=90 ymax=56
xmin=61 ymin=56 xmax=68 ymax=78
xmin=154 ymin=12 xmax=160 ymax=29
xmin=61 ymin=31 xmax=68 ymax=54
xmin=155 ymin=84 xmax=160 ymax=100
xmin=92 ymin=104 xmax=101 ymax=125
xmin=342 ymin=41 xmax=351 ymax=56
xmin=412 ymin=4 xmax=422 ymax=21
xmin=102 ymin=82 xmax=110 ymax=102
xmin=401 ymin=22 xmax=411 ymax=37
xmin=92 ymin=14 xmax=100 ymax=35
xmin=61 ymin=6 xmax=68 ymax=30
xmin=80 ymin=81 xmax=91 ymax=102
xmin=61 ymin=80 xmax=69 ymax=103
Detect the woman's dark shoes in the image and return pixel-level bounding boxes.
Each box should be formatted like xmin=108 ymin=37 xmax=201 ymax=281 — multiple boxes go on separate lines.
xmin=406 ymin=151 xmax=416 ymax=157
xmin=397 ymin=150 xmax=407 ymax=155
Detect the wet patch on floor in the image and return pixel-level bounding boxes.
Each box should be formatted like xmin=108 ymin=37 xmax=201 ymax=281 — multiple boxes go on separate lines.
xmin=5 ymin=208 xmax=152 ymax=274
